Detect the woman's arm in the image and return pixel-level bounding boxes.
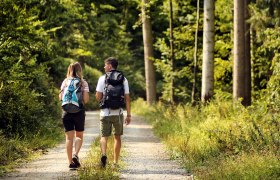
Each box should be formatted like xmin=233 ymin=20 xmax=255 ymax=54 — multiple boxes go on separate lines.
xmin=83 ymin=91 xmax=89 ymax=104
xmin=82 ymin=80 xmax=90 ymax=104
xmin=59 ymin=79 xmax=66 ymax=101
xmin=59 ymin=91 xmax=62 ymax=101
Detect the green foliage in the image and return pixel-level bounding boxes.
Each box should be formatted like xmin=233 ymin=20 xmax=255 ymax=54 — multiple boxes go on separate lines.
xmin=153 ymin=0 xmax=201 ymax=102
xmin=0 ymin=1 xmax=63 ymax=174
xmin=41 ymin=0 xmax=145 ymax=100
xmin=132 ymin=95 xmax=280 ymax=179
xmin=0 ymin=0 xmax=60 ymax=137
xmin=265 ymin=51 xmax=280 ymax=111
xmin=214 ymin=0 xmax=233 ymax=92
xmin=83 ymin=64 xmax=102 ymax=109
xmin=249 ymin=2 xmax=280 ymax=95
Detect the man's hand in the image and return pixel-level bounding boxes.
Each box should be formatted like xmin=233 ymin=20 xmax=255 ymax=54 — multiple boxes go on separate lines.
xmin=125 ymin=115 xmax=131 ymax=125
xmin=95 ymin=91 xmax=103 ymax=102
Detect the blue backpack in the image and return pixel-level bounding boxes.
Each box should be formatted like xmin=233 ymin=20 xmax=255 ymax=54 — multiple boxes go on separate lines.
xmin=61 ymin=78 xmax=83 ymax=113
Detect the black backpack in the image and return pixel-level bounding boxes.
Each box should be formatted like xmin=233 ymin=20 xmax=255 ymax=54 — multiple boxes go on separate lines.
xmin=100 ymin=70 xmax=125 ymax=109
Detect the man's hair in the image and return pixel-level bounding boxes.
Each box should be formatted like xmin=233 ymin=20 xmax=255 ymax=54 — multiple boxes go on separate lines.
xmin=105 ymin=57 xmax=118 ymax=69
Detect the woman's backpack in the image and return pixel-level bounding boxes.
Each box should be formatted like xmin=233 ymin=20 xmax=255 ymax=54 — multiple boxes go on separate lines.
xmin=61 ymin=78 xmax=83 ymax=113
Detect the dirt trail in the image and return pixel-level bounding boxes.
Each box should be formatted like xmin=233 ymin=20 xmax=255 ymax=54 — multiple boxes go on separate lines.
xmin=2 ymin=111 xmax=100 ymax=180
xmin=121 ymin=116 xmax=193 ymax=180
xmin=2 ymin=112 xmax=192 ymax=180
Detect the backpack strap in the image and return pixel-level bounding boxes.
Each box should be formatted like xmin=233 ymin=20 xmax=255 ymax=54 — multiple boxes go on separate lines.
xmin=99 ymin=74 xmax=108 ymax=109
xmin=59 ymin=78 xmax=70 ymax=94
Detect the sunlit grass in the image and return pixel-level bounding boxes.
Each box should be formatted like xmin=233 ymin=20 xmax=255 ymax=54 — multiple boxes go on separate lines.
xmin=0 ymin=129 xmax=64 ymax=176
xmin=196 ymin=152 xmax=280 ymax=179
xmin=132 ymin=97 xmax=280 ymax=179
xmin=77 ymin=136 xmax=122 ymax=180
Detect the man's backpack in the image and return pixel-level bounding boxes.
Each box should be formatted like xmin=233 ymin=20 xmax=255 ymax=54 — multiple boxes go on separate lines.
xmin=61 ymin=78 xmax=83 ymax=113
xmin=100 ymin=70 xmax=125 ymax=109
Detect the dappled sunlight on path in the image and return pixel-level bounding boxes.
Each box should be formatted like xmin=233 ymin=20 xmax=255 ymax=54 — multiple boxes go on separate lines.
xmin=1 ymin=111 xmax=100 ymax=180
xmin=2 ymin=112 xmax=193 ymax=179
xmin=121 ymin=116 xmax=193 ymax=180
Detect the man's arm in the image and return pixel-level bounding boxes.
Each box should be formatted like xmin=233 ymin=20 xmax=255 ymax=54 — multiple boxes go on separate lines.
xmin=124 ymin=94 xmax=131 ymax=125
xmin=96 ymin=91 xmax=103 ymax=102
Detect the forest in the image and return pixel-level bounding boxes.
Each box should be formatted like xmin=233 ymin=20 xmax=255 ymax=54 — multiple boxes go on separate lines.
xmin=0 ymin=0 xmax=279 ymax=179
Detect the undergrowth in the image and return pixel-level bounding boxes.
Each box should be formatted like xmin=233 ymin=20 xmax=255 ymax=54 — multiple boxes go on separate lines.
xmin=132 ymin=95 xmax=280 ymax=179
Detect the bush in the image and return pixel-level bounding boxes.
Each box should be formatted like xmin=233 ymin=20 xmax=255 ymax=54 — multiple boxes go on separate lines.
xmin=83 ymin=64 xmax=102 ymax=110
xmin=0 ymin=59 xmax=61 ymax=137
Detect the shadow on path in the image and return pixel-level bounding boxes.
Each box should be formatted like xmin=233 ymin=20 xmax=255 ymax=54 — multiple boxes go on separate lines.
xmin=121 ymin=116 xmax=193 ymax=180
xmin=1 ymin=111 xmax=100 ymax=180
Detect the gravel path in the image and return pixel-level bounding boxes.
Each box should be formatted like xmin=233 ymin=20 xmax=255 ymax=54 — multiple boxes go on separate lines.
xmin=2 ymin=111 xmax=100 ymax=180
xmin=2 ymin=112 xmax=192 ymax=180
xmin=121 ymin=116 xmax=193 ymax=180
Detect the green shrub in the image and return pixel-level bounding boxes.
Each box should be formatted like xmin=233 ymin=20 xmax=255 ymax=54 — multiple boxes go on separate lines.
xmin=0 ymin=60 xmax=61 ymax=137
xmin=83 ymin=64 xmax=102 ymax=110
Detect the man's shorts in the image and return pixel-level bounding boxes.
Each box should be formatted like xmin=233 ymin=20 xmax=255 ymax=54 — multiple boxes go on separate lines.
xmin=100 ymin=114 xmax=124 ymax=137
xmin=62 ymin=110 xmax=85 ymax=132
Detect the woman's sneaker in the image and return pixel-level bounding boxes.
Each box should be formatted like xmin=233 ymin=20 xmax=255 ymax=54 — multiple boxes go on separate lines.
xmin=100 ymin=155 xmax=107 ymax=168
xmin=69 ymin=162 xmax=78 ymax=169
xmin=72 ymin=154 xmax=81 ymax=167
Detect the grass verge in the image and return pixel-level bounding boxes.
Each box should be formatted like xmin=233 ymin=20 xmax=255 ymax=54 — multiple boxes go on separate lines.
xmin=77 ymin=136 xmax=122 ymax=180
xmin=132 ymin=97 xmax=280 ymax=179
xmin=0 ymin=128 xmax=64 ymax=176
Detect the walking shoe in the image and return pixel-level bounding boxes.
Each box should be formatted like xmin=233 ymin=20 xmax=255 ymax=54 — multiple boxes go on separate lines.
xmin=112 ymin=163 xmax=120 ymax=169
xmin=100 ymin=155 xmax=107 ymax=168
xmin=69 ymin=162 xmax=78 ymax=169
xmin=72 ymin=154 xmax=81 ymax=167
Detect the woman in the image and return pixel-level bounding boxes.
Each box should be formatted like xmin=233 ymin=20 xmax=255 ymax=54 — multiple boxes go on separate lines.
xmin=59 ymin=62 xmax=89 ymax=169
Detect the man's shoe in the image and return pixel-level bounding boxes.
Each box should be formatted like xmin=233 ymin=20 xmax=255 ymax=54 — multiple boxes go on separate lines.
xmin=72 ymin=154 xmax=81 ymax=167
xmin=112 ymin=163 xmax=120 ymax=169
xmin=100 ymin=155 xmax=107 ymax=168
xmin=69 ymin=162 xmax=78 ymax=169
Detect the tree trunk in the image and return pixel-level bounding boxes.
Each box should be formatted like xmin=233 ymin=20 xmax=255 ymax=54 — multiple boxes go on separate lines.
xmin=141 ymin=0 xmax=157 ymax=104
xmin=192 ymin=0 xmax=200 ymax=105
xmin=201 ymin=0 xmax=215 ymax=103
xmin=233 ymin=0 xmax=245 ymax=101
xmin=169 ymin=0 xmax=174 ymax=103
xmin=244 ymin=0 xmax=251 ymax=106
xmin=233 ymin=0 xmax=251 ymax=106
xmin=250 ymin=26 xmax=255 ymax=92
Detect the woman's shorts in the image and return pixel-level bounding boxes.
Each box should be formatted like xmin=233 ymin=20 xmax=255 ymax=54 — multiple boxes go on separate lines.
xmin=100 ymin=114 xmax=124 ymax=137
xmin=62 ymin=110 xmax=85 ymax=132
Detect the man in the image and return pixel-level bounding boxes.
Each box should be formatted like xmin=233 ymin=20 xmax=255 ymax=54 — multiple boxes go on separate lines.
xmin=95 ymin=57 xmax=131 ymax=167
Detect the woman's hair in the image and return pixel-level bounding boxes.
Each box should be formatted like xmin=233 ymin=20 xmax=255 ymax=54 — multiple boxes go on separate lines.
xmin=66 ymin=62 xmax=83 ymax=79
